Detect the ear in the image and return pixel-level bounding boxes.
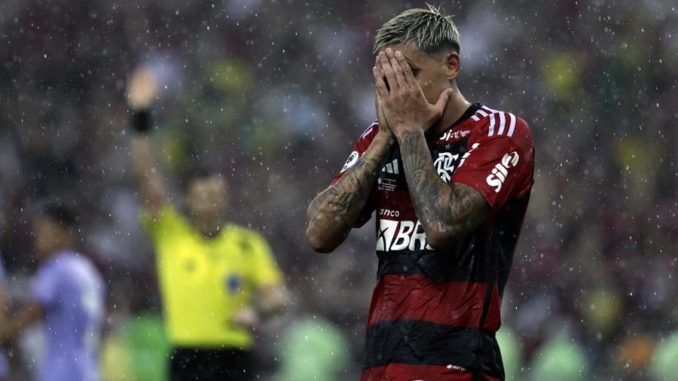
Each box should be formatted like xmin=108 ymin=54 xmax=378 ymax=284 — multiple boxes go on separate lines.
xmin=444 ymin=52 xmax=461 ymax=81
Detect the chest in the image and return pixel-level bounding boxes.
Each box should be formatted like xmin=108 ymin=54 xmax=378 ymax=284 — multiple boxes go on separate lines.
xmin=377 ymin=134 xmax=472 ymax=196
xmin=160 ymin=234 xmax=255 ymax=287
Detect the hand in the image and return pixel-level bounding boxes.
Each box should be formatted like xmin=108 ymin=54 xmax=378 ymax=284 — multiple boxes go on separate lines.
xmin=231 ymin=306 xmax=259 ymax=331
xmin=374 ymin=91 xmax=395 ymax=143
xmin=373 ymin=48 xmax=453 ymax=140
xmin=126 ymin=66 xmax=159 ymax=110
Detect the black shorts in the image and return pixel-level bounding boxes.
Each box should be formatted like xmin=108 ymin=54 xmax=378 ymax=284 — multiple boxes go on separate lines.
xmin=169 ymin=346 xmax=253 ymax=381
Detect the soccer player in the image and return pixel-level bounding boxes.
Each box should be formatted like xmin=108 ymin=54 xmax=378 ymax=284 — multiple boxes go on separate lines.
xmin=305 ymin=6 xmax=534 ymax=381
xmin=0 ymin=204 xmax=105 ymax=381
xmin=126 ymin=66 xmax=289 ymax=381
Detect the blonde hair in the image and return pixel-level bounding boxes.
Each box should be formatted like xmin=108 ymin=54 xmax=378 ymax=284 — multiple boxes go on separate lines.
xmin=373 ymin=4 xmax=461 ymax=54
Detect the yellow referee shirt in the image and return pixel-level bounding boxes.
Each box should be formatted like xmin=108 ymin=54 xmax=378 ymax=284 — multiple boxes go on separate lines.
xmin=141 ymin=206 xmax=283 ymax=348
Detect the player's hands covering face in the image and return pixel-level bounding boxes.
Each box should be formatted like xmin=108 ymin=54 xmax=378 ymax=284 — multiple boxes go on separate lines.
xmin=373 ymin=48 xmax=452 ymax=138
xmin=375 ymin=91 xmax=394 ymax=140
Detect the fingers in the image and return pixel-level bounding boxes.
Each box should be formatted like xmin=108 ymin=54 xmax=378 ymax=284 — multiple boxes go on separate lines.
xmin=375 ymin=92 xmax=390 ymax=130
xmin=433 ymin=88 xmax=454 ymax=114
xmin=394 ymin=50 xmax=417 ymax=89
xmin=385 ymin=48 xmax=409 ymax=90
xmin=372 ymin=64 xmax=389 ymax=98
xmin=377 ymin=50 xmax=399 ymax=93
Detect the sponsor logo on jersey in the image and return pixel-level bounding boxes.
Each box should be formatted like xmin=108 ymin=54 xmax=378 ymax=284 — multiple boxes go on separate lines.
xmin=378 ymin=158 xmax=400 ymax=191
xmin=486 ymin=151 xmax=519 ymax=193
xmin=376 ymin=219 xmax=433 ymax=252
xmin=439 ymin=129 xmax=470 ymax=142
xmin=434 ymin=152 xmax=460 ymax=182
xmin=383 ymin=158 xmax=399 ymax=175
xmin=379 ymin=209 xmax=400 ymax=218
xmin=341 ymin=151 xmax=359 ymax=173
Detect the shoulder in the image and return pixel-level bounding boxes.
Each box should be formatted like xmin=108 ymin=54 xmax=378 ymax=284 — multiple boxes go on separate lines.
xmin=46 ymin=254 xmax=80 ymax=277
xmin=339 ymin=122 xmax=379 ymax=174
xmin=228 ymin=225 xmax=268 ymax=245
xmin=158 ymin=205 xmax=187 ymax=224
xmin=141 ymin=205 xmax=189 ymax=235
xmin=469 ymin=106 xmax=533 ymax=150
xmin=33 ymin=257 xmax=62 ymax=287
xmin=354 ymin=121 xmax=379 ymax=149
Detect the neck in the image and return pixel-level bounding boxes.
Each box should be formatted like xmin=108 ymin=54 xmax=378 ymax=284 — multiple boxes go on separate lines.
xmin=192 ymin=215 xmax=223 ymax=238
xmin=429 ymin=85 xmax=471 ymax=137
xmin=41 ymin=242 xmax=71 ymax=260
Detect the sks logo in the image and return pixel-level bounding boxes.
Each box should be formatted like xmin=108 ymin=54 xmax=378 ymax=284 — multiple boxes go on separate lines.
xmin=376 ymin=219 xmax=433 ymax=252
xmin=486 ymin=151 xmax=519 ymax=193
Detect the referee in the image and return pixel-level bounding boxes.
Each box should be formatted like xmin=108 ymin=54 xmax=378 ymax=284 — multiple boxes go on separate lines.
xmin=126 ymin=66 xmax=289 ymax=381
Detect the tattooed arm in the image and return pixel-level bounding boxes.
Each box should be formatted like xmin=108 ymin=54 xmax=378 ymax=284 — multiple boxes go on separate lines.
xmin=305 ymin=132 xmax=393 ymax=253
xmin=398 ymin=131 xmax=488 ymax=250
xmin=374 ymin=48 xmax=488 ymax=250
xmin=306 ymin=54 xmax=397 ymax=253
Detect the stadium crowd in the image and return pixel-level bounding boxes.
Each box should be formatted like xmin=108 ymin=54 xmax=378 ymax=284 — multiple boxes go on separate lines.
xmin=0 ymin=0 xmax=676 ymax=380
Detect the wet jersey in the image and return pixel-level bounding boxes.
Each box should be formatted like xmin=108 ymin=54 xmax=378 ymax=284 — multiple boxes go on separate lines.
xmin=331 ymin=104 xmax=534 ymax=381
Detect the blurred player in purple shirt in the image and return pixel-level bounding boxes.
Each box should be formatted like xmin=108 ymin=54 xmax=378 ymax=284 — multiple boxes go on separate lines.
xmin=0 ymin=204 xmax=104 ymax=381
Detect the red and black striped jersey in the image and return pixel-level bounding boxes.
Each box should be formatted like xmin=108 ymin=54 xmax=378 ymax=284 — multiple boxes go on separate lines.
xmin=331 ymin=104 xmax=534 ymax=381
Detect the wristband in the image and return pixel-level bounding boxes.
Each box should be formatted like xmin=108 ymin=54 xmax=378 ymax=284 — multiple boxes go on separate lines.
xmin=130 ymin=109 xmax=152 ymax=133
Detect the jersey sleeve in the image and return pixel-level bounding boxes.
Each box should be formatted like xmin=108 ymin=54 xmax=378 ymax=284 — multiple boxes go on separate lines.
xmin=30 ymin=264 xmax=60 ymax=310
xmin=452 ymin=115 xmax=534 ymax=212
xmin=246 ymin=231 xmax=284 ymax=287
xmin=139 ymin=205 xmax=188 ymax=245
xmin=329 ymin=123 xmax=379 ymax=228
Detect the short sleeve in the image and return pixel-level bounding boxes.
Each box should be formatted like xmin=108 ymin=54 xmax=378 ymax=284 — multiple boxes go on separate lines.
xmin=139 ymin=205 xmax=188 ymax=243
xmin=246 ymin=231 xmax=283 ymax=287
xmin=452 ymin=116 xmax=534 ymax=212
xmin=31 ymin=265 xmax=60 ymax=310
xmin=329 ymin=123 xmax=379 ymax=227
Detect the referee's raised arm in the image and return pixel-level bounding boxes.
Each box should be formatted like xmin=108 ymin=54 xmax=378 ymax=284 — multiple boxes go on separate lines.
xmin=126 ymin=66 xmax=168 ymax=218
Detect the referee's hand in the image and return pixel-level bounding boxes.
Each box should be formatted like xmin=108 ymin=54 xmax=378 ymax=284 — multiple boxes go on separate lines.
xmin=126 ymin=66 xmax=159 ymax=111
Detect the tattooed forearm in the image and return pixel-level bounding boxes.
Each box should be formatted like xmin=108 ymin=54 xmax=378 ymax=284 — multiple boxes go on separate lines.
xmin=398 ymin=131 xmax=488 ymax=249
xmin=307 ymin=159 xmax=375 ymax=226
xmin=305 ymin=136 xmax=392 ymax=252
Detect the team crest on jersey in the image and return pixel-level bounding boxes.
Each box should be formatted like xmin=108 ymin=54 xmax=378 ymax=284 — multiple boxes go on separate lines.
xmin=433 ymin=152 xmax=460 ymax=182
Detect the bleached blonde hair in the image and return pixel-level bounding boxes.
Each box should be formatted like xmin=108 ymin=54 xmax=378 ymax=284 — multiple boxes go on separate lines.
xmin=373 ymin=4 xmax=461 ymax=54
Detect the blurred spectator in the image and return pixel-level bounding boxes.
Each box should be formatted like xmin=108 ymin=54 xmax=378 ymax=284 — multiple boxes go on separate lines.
xmin=528 ymin=334 xmax=588 ymax=381
xmin=650 ymin=332 xmax=678 ymax=381
xmin=272 ymin=316 xmax=350 ymax=381
xmin=496 ymin=327 xmax=522 ymax=381
xmin=101 ymin=313 xmax=169 ymax=381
